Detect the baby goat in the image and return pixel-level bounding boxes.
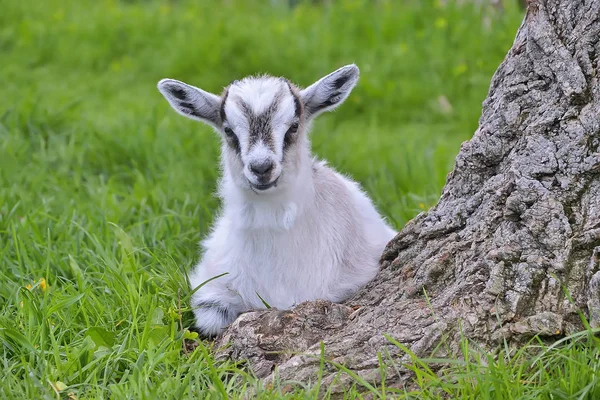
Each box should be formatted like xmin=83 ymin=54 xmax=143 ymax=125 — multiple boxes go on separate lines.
xmin=157 ymin=65 xmax=396 ymax=337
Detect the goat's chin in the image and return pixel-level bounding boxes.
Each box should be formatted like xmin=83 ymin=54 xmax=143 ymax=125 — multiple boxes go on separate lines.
xmin=246 ymin=175 xmax=281 ymax=194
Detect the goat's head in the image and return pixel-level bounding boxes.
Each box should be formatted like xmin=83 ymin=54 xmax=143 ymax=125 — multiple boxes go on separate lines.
xmin=157 ymin=65 xmax=359 ymax=194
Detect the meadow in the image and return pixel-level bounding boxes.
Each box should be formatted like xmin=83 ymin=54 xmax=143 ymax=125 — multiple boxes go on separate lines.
xmin=2 ymin=0 xmax=599 ymax=398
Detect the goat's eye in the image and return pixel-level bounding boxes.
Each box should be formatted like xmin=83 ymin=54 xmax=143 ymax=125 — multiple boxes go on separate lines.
xmin=224 ymin=127 xmax=235 ymax=137
xmin=286 ymin=122 xmax=299 ymax=135
xmin=284 ymin=122 xmax=299 ymax=149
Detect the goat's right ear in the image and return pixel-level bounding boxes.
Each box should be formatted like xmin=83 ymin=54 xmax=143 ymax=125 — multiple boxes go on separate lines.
xmin=300 ymin=64 xmax=359 ymax=119
xmin=157 ymin=79 xmax=221 ymax=128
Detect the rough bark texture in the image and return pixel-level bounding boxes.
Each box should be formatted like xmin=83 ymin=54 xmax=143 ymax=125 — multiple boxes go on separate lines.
xmin=215 ymin=0 xmax=600 ymax=392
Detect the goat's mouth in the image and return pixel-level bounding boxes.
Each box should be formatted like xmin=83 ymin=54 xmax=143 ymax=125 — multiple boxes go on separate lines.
xmin=249 ymin=176 xmax=280 ymax=192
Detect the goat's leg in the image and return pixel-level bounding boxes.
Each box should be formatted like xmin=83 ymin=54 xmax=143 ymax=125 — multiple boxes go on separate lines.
xmin=190 ymin=277 xmax=246 ymax=338
xmin=191 ymin=298 xmax=242 ymax=338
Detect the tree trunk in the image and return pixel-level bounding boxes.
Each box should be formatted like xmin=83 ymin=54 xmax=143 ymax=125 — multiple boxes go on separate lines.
xmin=215 ymin=0 xmax=600 ymax=392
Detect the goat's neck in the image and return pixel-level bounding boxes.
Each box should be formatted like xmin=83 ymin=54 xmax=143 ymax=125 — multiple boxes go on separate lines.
xmin=220 ymin=160 xmax=315 ymax=231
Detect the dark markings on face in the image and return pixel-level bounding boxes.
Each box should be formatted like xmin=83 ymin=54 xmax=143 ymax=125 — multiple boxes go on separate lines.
xmin=283 ymin=124 xmax=298 ymax=153
xmin=220 ymin=88 xmax=229 ymax=123
xmin=220 ymin=89 xmax=241 ymax=153
xmin=227 ymin=80 xmax=304 ymax=156
xmin=285 ymin=80 xmax=302 ymax=119
xmin=238 ymin=95 xmax=281 ymax=151
xmin=224 ymin=124 xmax=241 ymax=154
xmin=283 ymin=81 xmax=302 ymax=152
xmin=227 ymin=132 xmax=241 ymax=154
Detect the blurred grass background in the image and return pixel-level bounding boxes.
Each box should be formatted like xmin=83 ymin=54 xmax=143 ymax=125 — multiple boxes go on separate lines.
xmin=0 ymin=0 xmax=528 ymax=398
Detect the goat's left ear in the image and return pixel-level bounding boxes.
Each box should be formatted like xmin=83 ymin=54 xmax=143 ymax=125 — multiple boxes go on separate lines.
xmin=157 ymin=79 xmax=221 ymax=128
xmin=300 ymin=64 xmax=359 ymax=119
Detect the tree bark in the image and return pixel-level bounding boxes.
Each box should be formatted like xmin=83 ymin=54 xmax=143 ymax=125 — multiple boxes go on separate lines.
xmin=215 ymin=0 xmax=600 ymax=392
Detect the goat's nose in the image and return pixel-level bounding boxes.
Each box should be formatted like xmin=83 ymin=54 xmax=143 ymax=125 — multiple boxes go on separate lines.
xmin=250 ymin=160 xmax=274 ymax=177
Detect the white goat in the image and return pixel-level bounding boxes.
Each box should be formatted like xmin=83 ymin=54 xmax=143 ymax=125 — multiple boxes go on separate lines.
xmin=157 ymin=65 xmax=396 ymax=337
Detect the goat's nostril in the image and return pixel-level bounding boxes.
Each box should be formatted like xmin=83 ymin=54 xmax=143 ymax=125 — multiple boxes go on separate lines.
xmin=250 ymin=161 xmax=274 ymax=176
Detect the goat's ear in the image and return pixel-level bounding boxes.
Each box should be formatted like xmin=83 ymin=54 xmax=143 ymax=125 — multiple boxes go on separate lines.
xmin=300 ymin=64 xmax=359 ymax=119
xmin=157 ymin=79 xmax=221 ymax=128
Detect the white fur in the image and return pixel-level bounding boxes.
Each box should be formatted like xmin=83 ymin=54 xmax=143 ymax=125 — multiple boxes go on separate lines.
xmin=157 ymin=65 xmax=397 ymax=337
xmin=228 ymin=78 xmax=288 ymax=115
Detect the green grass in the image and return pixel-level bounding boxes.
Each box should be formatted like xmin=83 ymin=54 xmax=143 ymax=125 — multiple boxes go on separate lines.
xmin=3 ymin=0 xmax=597 ymax=398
